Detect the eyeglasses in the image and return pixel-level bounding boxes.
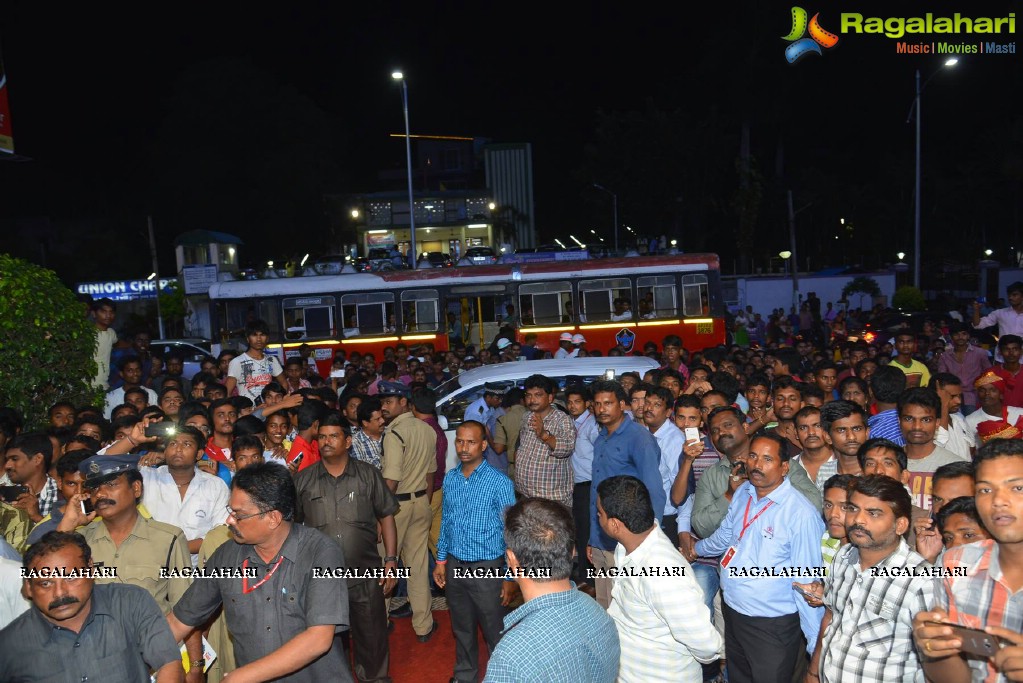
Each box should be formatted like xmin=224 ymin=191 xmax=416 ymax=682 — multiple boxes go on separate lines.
xmin=225 ymin=506 xmax=268 ymax=522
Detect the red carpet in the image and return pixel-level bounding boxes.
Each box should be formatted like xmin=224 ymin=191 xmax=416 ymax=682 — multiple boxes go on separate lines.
xmin=386 ymin=609 xmax=491 ymax=683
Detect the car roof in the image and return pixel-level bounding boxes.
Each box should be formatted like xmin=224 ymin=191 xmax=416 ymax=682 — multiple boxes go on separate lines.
xmin=446 ymin=356 xmax=659 ymax=387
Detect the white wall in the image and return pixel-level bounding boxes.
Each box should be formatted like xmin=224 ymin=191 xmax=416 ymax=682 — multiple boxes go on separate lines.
xmin=730 ymin=272 xmax=896 ymax=315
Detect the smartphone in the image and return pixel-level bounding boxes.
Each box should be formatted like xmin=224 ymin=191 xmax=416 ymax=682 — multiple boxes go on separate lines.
xmin=733 ymin=462 xmax=747 ymax=477
xmin=0 ymin=485 xmax=28 ymax=503
xmin=80 ymin=498 xmax=95 ymax=515
xmin=927 ymin=621 xmax=1005 ymax=657
xmin=292 ymin=452 xmax=304 ymax=468
xmin=144 ymin=422 xmax=177 ymax=439
xmin=684 ymin=427 xmax=700 ymax=443
xmin=604 ymin=369 xmax=616 ymax=381
xmin=792 ymin=584 xmax=819 ymax=600
xmin=977 ymin=297 xmax=987 ymax=304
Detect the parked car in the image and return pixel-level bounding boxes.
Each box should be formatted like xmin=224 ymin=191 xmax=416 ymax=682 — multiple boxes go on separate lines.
xmin=463 ymin=246 xmax=498 ymax=265
xmin=419 ymin=251 xmax=453 ymax=268
xmin=151 ymin=339 xmax=216 ymax=379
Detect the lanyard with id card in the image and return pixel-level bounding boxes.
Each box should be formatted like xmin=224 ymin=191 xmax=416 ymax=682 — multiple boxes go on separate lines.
xmin=720 ymin=497 xmax=774 ymax=568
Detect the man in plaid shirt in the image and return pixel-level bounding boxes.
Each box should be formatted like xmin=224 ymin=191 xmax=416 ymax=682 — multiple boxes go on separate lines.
xmin=2 ymin=433 xmax=60 ymax=523
xmin=914 ymin=438 xmax=1023 ymax=683
xmin=805 ymin=475 xmax=935 ymax=682
xmin=513 ymin=375 xmax=576 ymax=507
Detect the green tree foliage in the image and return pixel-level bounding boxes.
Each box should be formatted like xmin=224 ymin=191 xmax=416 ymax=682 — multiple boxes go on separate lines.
xmin=0 ymin=254 xmax=103 ymax=428
xmin=893 ymin=286 xmax=927 ymax=311
xmin=842 ymin=276 xmax=882 ymax=300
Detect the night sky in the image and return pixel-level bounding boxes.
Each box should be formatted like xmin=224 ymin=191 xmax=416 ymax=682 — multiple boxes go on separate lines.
xmin=1 ymin=1 xmax=1019 ymax=283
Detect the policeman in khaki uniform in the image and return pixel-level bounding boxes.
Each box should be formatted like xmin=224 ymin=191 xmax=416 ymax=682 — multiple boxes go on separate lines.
xmin=378 ymin=381 xmax=439 ymax=642
xmin=58 ymin=454 xmax=202 ymax=676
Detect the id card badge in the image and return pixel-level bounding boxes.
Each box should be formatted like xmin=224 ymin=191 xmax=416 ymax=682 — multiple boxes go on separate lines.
xmin=720 ymin=546 xmax=737 ymax=568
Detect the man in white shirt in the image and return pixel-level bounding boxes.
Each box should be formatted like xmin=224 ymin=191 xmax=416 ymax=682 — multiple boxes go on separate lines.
xmin=225 ymin=319 xmax=286 ymax=403
xmin=598 ymin=475 xmax=722 ymax=683
xmin=930 ymin=373 xmax=973 ymax=460
xmin=554 ymin=333 xmax=579 ymax=360
xmin=965 ymin=370 xmax=1023 ymax=447
xmin=91 ymin=298 xmax=118 ymax=390
xmin=140 ymin=426 xmax=230 ymax=566
xmin=104 ymin=355 xmax=158 ymax=418
xmin=0 ymin=557 xmax=30 ymax=629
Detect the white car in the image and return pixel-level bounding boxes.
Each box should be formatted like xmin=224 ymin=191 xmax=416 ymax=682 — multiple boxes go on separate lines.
xmin=434 ymin=356 xmax=660 ymax=471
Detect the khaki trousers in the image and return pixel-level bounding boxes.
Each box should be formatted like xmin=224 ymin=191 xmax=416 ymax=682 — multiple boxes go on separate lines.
xmin=392 ymin=494 xmax=435 ymax=636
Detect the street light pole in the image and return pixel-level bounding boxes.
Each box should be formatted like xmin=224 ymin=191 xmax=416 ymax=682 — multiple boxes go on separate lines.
xmin=593 ymin=183 xmax=618 ymax=254
xmin=914 ymin=68 xmax=921 ymax=290
xmin=393 ymin=71 xmax=417 ymax=268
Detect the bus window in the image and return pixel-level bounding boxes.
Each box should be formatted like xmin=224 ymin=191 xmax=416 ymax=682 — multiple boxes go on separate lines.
xmin=216 ymin=300 xmax=280 ymax=348
xmin=637 ymin=276 xmax=678 ymax=319
xmin=519 ymin=281 xmax=572 ymax=326
xmin=682 ymin=274 xmax=710 ymax=316
xmin=282 ymin=297 xmax=335 ymax=340
xmin=579 ymin=278 xmax=632 ymax=323
xmin=401 ymin=289 xmax=440 ymax=332
xmin=341 ymin=292 xmax=395 ymax=337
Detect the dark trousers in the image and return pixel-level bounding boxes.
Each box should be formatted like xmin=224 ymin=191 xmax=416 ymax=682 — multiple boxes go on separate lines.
xmin=348 ymin=578 xmax=391 ymax=682
xmin=723 ymin=602 xmax=801 ymax=683
xmin=446 ymin=556 xmax=507 ymax=683
xmin=572 ymin=481 xmax=593 ymax=583
xmin=660 ymin=513 xmax=678 ymax=545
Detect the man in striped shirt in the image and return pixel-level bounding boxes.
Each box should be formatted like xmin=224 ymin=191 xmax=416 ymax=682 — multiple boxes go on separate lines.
xmin=914 ymin=439 xmax=1023 ymax=683
xmin=434 ymin=421 xmax=518 ymax=683
xmin=599 ymin=475 xmax=722 ymax=683
xmin=807 ymin=475 xmax=935 ymax=682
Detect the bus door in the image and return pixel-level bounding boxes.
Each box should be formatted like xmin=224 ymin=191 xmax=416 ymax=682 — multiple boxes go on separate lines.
xmin=448 ymin=284 xmax=506 ymax=350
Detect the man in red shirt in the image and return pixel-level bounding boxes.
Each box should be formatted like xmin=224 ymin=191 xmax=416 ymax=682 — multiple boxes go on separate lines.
xmin=992 ymin=334 xmax=1023 ymax=408
xmin=287 ymin=399 xmax=324 ymax=471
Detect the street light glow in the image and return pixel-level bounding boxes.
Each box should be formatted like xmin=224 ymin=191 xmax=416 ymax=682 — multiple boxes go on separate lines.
xmin=147 ymin=272 xmax=157 ymax=280
xmin=488 ymin=202 xmax=496 ymax=211
xmin=391 ymin=71 xmax=404 ymax=80
xmin=779 ymin=251 xmax=792 ymax=259
xmin=351 ymin=209 xmax=360 ymax=219
xmin=944 ymin=58 xmax=959 ymax=67
xmin=985 ymin=249 xmax=994 ymax=257
xmin=897 ymin=252 xmax=906 ymax=261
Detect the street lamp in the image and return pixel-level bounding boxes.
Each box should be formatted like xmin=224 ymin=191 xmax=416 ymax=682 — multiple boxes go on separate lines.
xmin=897 ymin=252 xmax=906 ymax=261
xmin=909 ymin=57 xmax=958 ymax=289
xmin=592 ymin=183 xmax=619 ymax=254
xmin=392 ymin=70 xmax=417 ymax=267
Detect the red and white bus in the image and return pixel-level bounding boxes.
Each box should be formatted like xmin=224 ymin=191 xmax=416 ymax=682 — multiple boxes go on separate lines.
xmin=208 ymin=252 xmax=727 ymax=373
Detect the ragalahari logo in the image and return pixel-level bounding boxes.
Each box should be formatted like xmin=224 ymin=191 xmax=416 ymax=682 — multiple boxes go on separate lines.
xmin=783 ymin=7 xmax=839 ymax=63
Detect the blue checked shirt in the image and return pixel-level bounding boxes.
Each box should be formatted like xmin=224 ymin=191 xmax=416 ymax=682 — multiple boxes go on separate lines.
xmin=437 ymin=460 xmax=516 ymax=563
xmin=483 ymin=587 xmax=620 ymax=683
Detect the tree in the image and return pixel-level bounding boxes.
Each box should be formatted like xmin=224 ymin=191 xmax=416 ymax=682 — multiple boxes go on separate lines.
xmin=892 ymin=286 xmax=927 ymax=311
xmin=0 ymin=254 xmax=103 ymax=428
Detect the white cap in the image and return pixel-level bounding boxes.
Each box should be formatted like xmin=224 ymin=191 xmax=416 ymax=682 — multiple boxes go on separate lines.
xmin=560 ymin=332 xmax=574 ymax=342
xmin=496 ymin=338 xmax=512 ymax=349
xmin=572 ymin=333 xmax=586 ymax=344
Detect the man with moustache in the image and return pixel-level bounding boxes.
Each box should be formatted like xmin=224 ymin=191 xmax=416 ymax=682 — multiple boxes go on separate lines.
xmin=169 ymin=463 xmax=352 ymax=683
xmin=913 ymin=461 xmax=976 ymax=564
xmin=821 ymin=401 xmax=869 ymax=476
xmin=914 ymin=439 xmax=1023 ymax=683
xmin=295 ymin=413 xmax=399 ymax=683
xmin=897 ymin=388 xmax=967 ymax=511
xmin=819 ymin=474 xmax=856 ymax=566
xmin=56 ymin=453 xmax=200 ymax=681
xmin=515 ymin=374 xmax=577 ymax=508
xmin=0 ymin=531 xmax=185 ymax=682
xmin=930 ymin=374 xmax=973 ymax=461
xmin=695 ymin=432 xmax=825 ymax=683
xmin=769 ymin=376 xmax=804 ymax=451
xmin=804 ymin=475 xmax=935 ymax=682
xmin=433 ymin=421 xmax=517 ymax=683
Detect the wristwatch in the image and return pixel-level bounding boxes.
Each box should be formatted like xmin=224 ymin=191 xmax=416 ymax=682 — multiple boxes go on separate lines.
xmin=383 ymin=556 xmax=398 ymax=563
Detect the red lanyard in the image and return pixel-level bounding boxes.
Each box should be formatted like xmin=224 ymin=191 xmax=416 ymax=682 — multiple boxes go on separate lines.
xmin=738 ymin=497 xmax=775 ymax=541
xmin=242 ymin=556 xmax=284 ymax=594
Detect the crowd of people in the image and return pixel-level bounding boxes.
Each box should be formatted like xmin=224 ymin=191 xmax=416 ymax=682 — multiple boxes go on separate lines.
xmin=2 ymin=283 xmax=1023 ymax=682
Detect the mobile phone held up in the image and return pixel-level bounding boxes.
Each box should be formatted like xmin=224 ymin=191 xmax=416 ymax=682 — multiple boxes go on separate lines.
xmin=684 ymin=427 xmax=700 ymax=443
xmin=927 ymin=621 xmax=1006 ymax=658
xmin=144 ymin=421 xmax=178 ymax=439
xmin=81 ymin=498 xmax=95 ymax=515
xmin=0 ymin=485 xmax=28 ymax=503
xmin=291 ymin=452 xmax=305 ymax=468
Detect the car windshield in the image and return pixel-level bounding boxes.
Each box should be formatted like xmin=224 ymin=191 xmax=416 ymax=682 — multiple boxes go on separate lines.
xmin=434 ymin=374 xmax=462 ymax=399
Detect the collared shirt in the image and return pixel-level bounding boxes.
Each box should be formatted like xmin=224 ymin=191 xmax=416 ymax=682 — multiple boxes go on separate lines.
xmin=381 ymin=410 xmax=438 ymax=495
xmin=609 ymin=527 xmax=722 ymax=683
xmin=438 ymin=460 xmax=516 ymax=563
xmin=791 ymin=452 xmax=838 ymax=491
xmin=515 ymin=407 xmax=576 ymax=507
xmin=493 ymin=404 xmax=527 ymax=469
xmin=0 ymin=557 xmax=29 ymax=629
xmin=103 ymin=384 xmax=158 ymax=418
xmin=173 ymin=522 xmax=352 ymax=683
xmin=939 ymin=539 xmax=1023 ymax=683
xmin=821 ymin=534 xmax=842 ymax=566
xmin=294 ymin=457 xmax=399 ymax=586
xmin=820 ymin=541 xmax=935 ymax=683
xmin=0 ymin=503 xmax=31 ymax=555
xmin=691 ymin=456 xmax=732 ymax=539
xmin=938 ymin=346 xmax=992 ymax=406
xmin=589 ymin=415 xmax=665 ymax=550
xmin=652 ymin=420 xmax=686 ymax=516
xmin=868 ymin=409 xmax=905 ymax=446
xmin=483 ymin=587 xmax=620 ymax=683
xmin=465 ymin=397 xmax=495 ymax=426
xmin=36 ymin=475 xmax=59 ymax=519
xmin=571 ymin=411 xmax=598 ymax=483
xmin=554 ymin=347 xmax=579 ymax=360
xmin=350 ymin=428 xmax=383 ymax=469
xmin=140 ymin=466 xmax=230 ymax=566
xmin=935 ymin=412 xmax=974 ymax=460
xmin=421 ymin=414 xmax=448 ymax=491
xmin=976 ymin=306 xmax=1023 ymax=337
xmin=695 ymin=479 xmax=825 ymax=651
xmin=0 ymin=583 xmax=181 ymax=682
xmin=80 ymin=513 xmax=192 ymax=615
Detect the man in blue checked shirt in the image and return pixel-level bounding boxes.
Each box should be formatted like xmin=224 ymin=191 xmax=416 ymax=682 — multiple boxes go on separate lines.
xmin=694 ymin=431 xmax=825 ymax=683
xmin=433 ymin=421 xmax=518 ymax=683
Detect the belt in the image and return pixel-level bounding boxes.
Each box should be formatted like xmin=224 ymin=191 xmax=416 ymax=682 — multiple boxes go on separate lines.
xmin=396 ymin=489 xmax=427 ymax=501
